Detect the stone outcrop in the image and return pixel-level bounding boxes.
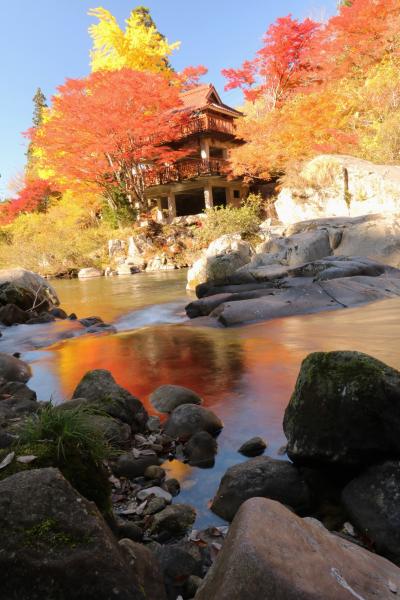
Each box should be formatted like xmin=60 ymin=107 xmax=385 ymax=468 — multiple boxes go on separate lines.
xmin=72 ymin=369 xmax=148 ymax=432
xmin=275 ymin=154 xmax=400 ymax=224
xmin=186 ymin=212 xmax=400 ymax=326
xmin=211 ymin=456 xmax=311 ymax=521
xmin=283 ymin=351 xmax=400 ymax=468
xmin=78 ymin=267 xmax=102 ymax=278
xmin=342 ymin=461 xmax=400 ymax=565
xmin=0 ymin=468 xmax=146 ymax=600
xmin=196 ymin=497 xmax=400 ymax=600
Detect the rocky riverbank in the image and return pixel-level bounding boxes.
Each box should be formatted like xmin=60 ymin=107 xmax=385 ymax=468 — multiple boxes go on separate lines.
xmin=186 ymin=213 xmax=400 ymax=326
xmin=1 ymin=345 xmax=400 ymax=598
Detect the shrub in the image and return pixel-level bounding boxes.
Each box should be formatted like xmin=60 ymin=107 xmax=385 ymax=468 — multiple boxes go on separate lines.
xmin=194 ymin=194 xmax=264 ymax=247
xmin=1 ymin=404 xmax=113 ymax=513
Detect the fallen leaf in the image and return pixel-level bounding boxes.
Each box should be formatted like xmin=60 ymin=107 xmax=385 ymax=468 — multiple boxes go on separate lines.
xmin=0 ymin=452 xmax=15 ymax=470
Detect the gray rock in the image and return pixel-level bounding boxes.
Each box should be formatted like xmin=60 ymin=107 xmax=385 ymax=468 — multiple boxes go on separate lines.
xmin=114 ymin=517 xmax=143 ymax=542
xmin=137 ymin=486 xmax=172 ymax=503
xmin=112 ymin=453 xmax=160 ymax=479
xmin=0 ymin=380 xmax=36 ymax=402
xmin=150 ymin=384 xmax=202 ymax=413
xmin=342 ymin=461 xmax=400 ymax=565
xmin=147 ymin=415 xmax=161 ymax=432
xmin=0 ymin=468 xmax=145 ymax=600
xmin=143 ymin=496 xmax=168 ymax=515
xmin=164 ymin=478 xmax=180 ymax=497
xmin=154 ymin=540 xmax=206 ymax=599
xmin=0 ymin=352 xmax=32 ymax=383
xmin=144 ymin=465 xmax=165 ymax=480
xmin=148 ymin=504 xmax=196 ymax=541
xmin=238 ymin=436 xmax=267 ymax=457
xmin=118 ymin=538 xmax=167 ymax=600
xmin=196 ymin=497 xmax=400 ymax=600
xmin=164 ymin=404 xmax=223 ymax=440
xmin=0 ymin=303 xmax=29 ymax=325
xmin=78 ymin=267 xmax=102 ymax=279
xmin=184 ymin=431 xmax=218 ymax=467
xmin=211 ymin=456 xmax=311 ymax=521
xmin=79 ymin=316 xmax=103 ymax=327
xmin=0 ymin=268 xmax=59 ymax=308
xmin=283 ymin=351 xmax=400 ymax=467
xmin=72 ymin=369 xmax=148 ymax=432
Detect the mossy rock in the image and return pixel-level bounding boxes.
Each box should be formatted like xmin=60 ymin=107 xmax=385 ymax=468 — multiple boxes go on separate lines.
xmin=0 ymin=441 xmax=111 ymax=514
xmin=283 ymin=351 xmax=400 ymax=468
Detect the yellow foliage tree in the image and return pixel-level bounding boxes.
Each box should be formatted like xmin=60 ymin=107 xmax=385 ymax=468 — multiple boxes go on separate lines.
xmin=88 ymin=6 xmax=180 ymax=73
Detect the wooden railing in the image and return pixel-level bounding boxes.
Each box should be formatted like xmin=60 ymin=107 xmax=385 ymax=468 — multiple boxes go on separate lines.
xmin=182 ymin=114 xmax=236 ymax=137
xmin=144 ymin=158 xmax=229 ymax=187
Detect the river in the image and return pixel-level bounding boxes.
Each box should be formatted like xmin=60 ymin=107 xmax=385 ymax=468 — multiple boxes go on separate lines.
xmin=3 ymin=270 xmax=400 ymax=527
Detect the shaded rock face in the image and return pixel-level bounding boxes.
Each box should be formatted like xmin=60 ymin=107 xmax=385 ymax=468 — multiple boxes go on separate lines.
xmin=112 ymin=453 xmax=160 ymax=479
xmin=238 ymin=436 xmax=267 ymax=457
xmin=119 ymin=538 xmax=167 ymax=600
xmin=148 ymin=504 xmax=196 ymax=542
xmin=0 ymin=468 xmax=145 ymax=600
xmin=196 ymin=497 xmax=400 ymax=600
xmin=163 ymin=404 xmax=223 ymax=440
xmin=149 ymin=384 xmax=202 ymax=414
xmin=283 ymin=351 xmax=400 ymax=468
xmin=72 ymin=369 xmax=148 ymax=433
xmin=0 ymin=268 xmax=59 ymax=308
xmin=0 ymin=352 xmax=31 ymax=383
xmin=211 ymin=456 xmax=311 ymax=521
xmin=184 ymin=431 xmax=218 ymax=468
xmin=342 ymin=461 xmax=400 ymax=565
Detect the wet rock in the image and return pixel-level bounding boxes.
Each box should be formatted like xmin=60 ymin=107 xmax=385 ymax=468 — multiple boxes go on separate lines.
xmin=91 ymin=415 xmax=131 ymax=448
xmin=283 ymin=351 xmax=400 ymax=468
xmin=211 ymin=456 xmax=311 ymax=522
xmin=0 ymin=468 xmax=146 ymax=600
xmin=86 ymin=322 xmax=117 ymax=334
xmin=143 ymin=497 xmax=168 ymax=516
xmin=144 ymin=465 xmax=166 ymax=481
xmin=114 ymin=517 xmax=143 ymax=542
xmin=147 ymin=415 xmax=161 ymax=432
xmin=164 ymin=404 xmax=223 ymax=440
xmin=184 ymin=431 xmax=217 ymax=468
xmin=150 ymin=384 xmax=202 ymax=413
xmin=72 ymin=369 xmax=148 ymax=432
xmin=0 ymin=303 xmax=29 ymax=326
xmin=0 ymin=353 xmax=31 ymax=383
xmin=148 ymin=504 xmax=196 ymax=541
xmin=78 ymin=267 xmax=102 ymax=279
xmin=118 ymin=538 xmax=167 ymax=600
xmin=238 ymin=436 xmax=267 ymax=457
xmin=49 ymin=307 xmax=68 ymax=319
xmin=196 ymin=497 xmax=400 ymax=600
xmin=79 ymin=316 xmax=104 ymax=327
xmin=342 ymin=461 xmax=400 ymax=565
xmin=164 ymin=478 xmax=180 ymax=497
xmin=112 ymin=453 xmax=160 ymax=479
xmin=26 ymin=312 xmax=56 ymax=324
xmin=0 ymin=380 xmax=36 ymax=403
xmin=137 ymin=486 xmax=172 ymax=503
xmin=0 ymin=269 xmax=59 ymax=309
xmin=154 ymin=540 xmax=206 ymax=599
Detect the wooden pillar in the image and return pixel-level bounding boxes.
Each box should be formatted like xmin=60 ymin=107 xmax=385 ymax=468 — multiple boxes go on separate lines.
xmin=168 ymin=192 xmax=176 ymax=220
xmin=200 ymin=139 xmax=210 ymax=160
xmin=204 ymin=183 xmax=213 ymax=209
xmin=155 ymin=199 xmax=164 ymax=223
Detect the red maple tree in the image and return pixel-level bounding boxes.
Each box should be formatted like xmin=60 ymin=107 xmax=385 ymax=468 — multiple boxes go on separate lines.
xmin=222 ymin=15 xmax=321 ymax=105
xmin=30 ymin=69 xmax=191 ymax=211
xmin=0 ymin=179 xmax=56 ymax=225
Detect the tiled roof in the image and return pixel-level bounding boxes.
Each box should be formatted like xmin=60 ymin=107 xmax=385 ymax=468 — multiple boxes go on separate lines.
xmin=180 ymin=84 xmax=241 ymax=115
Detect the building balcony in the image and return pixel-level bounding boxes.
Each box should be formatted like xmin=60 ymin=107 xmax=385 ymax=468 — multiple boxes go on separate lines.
xmin=144 ymin=158 xmax=229 ymax=187
xmin=182 ymin=114 xmax=236 ymax=138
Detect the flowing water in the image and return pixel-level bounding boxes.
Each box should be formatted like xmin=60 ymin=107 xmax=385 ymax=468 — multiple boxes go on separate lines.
xmin=3 ymin=270 xmax=400 ymax=527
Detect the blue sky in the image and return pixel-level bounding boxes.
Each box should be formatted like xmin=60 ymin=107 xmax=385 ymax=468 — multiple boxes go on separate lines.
xmin=0 ymin=0 xmax=337 ymax=198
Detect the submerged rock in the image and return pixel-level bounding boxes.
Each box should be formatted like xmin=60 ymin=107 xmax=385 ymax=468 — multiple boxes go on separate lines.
xmin=238 ymin=436 xmax=267 ymax=457
xmin=0 ymin=468 xmax=145 ymax=600
xmin=72 ymin=369 xmax=148 ymax=432
xmin=163 ymin=404 xmax=223 ymax=440
xmin=196 ymin=497 xmax=400 ymax=600
xmin=342 ymin=461 xmax=400 ymax=565
xmin=149 ymin=384 xmax=202 ymax=413
xmin=211 ymin=456 xmax=311 ymax=521
xmin=284 ymin=351 xmax=400 ymax=467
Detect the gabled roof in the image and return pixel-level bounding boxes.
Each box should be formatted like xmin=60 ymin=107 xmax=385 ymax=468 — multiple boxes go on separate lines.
xmin=180 ymin=83 xmax=242 ymax=117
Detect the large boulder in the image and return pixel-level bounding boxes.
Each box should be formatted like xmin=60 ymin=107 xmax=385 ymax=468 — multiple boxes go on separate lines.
xmin=0 ymin=352 xmax=31 ymax=383
xmin=211 ymin=456 xmax=311 ymax=521
xmin=184 ymin=431 xmax=218 ymax=467
xmin=118 ymin=538 xmax=167 ymax=600
xmin=265 ymin=229 xmax=332 ymax=267
xmin=283 ymin=351 xmax=400 ymax=468
xmin=342 ymin=461 xmax=400 ymax=565
xmin=149 ymin=384 xmax=202 ymax=413
xmin=72 ymin=369 xmax=148 ymax=432
xmin=0 ymin=467 xmax=145 ymax=600
xmin=78 ymin=267 xmax=102 ymax=279
xmin=163 ymin=404 xmax=223 ymax=440
xmin=0 ymin=268 xmax=59 ymax=309
xmin=196 ymin=497 xmax=400 ymax=600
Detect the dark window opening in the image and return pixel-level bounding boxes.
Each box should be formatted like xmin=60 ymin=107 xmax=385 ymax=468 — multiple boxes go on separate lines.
xmin=175 ymin=188 xmax=205 ymax=216
xmin=209 ymin=147 xmax=225 ymax=159
xmin=233 ymin=189 xmax=240 ymax=199
xmin=160 ymin=197 xmax=168 ymax=210
xmin=212 ymin=187 xmax=227 ymax=208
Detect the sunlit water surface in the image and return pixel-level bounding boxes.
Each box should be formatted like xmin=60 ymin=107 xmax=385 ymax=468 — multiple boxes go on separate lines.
xmin=3 ymin=270 xmax=400 ymax=527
